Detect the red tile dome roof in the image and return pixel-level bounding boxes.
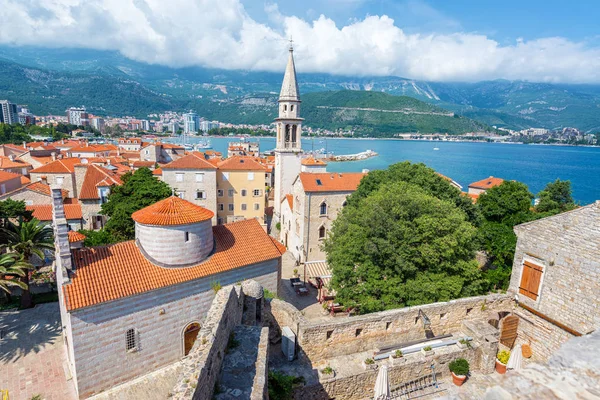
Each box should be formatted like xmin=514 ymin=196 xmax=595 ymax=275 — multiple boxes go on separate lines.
xmin=132 ymin=196 xmax=214 ymax=226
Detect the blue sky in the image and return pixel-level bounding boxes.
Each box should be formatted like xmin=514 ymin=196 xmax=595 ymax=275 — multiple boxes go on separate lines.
xmin=1 ymin=0 xmax=600 ymax=82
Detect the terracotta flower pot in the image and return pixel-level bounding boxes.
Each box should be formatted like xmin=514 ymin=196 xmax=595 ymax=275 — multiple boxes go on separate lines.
xmin=495 ymin=359 xmax=507 ymax=374
xmin=451 ymin=372 xmax=467 ymax=386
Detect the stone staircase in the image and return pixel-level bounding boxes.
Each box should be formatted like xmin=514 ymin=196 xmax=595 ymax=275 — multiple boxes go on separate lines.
xmin=390 ymin=373 xmax=447 ymax=399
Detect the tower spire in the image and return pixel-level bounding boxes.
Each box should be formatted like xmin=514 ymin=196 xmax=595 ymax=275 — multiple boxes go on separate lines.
xmin=279 ymin=40 xmax=300 ymax=102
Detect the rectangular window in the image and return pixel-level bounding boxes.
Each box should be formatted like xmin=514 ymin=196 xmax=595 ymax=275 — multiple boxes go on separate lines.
xmin=176 ymin=173 xmax=184 ymax=182
xmin=228 ymin=204 xmax=234 ymax=211
xmin=248 ymin=172 xmax=254 ymax=181
xmin=228 ymin=189 xmax=234 ymax=197
xmin=177 ymin=191 xmax=184 ymax=199
xmin=195 ymin=173 xmax=204 ymax=182
xmin=184 ymin=232 xmax=190 ymax=242
xmin=519 ymin=261 xmax=544 ymax=301
xmin=217 ymin=217 xmax=223 ymax=225
xmin=241 ymin=189 xmax=247 ymax=197
xmin=241 ymin=203 xmax=247 ymax=211
xmin=222 ymin=172 xmax=229 ymax=181
xmin=254 ymin=203 xmax=260 ymax=210
xmin=253 ymin=189 xmax=261 ymax=197
xmin=218 ymin=203 xmax=224 ymax=211
xmin=56 ymin=176 xmax=64 ymax=185
xmin=126 ymin=328 xmax=138 ymax=352
xmin=195 ymin=190 xmax=205 ymax=200
xmin=217 ymin=189 xmax=223 ymax=197
xmin=0 ymin=184 xmax=5 ymax=195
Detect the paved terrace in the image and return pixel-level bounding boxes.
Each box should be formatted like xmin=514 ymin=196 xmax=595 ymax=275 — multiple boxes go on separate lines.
xmin=0 ymin=303 xmax=77 ymax=400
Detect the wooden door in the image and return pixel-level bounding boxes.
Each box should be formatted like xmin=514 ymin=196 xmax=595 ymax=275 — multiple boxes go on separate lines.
xmin=499 ymin=315 xmax=519 ymax=348
xmin=184 ymin=323 xmax=201 ymax=356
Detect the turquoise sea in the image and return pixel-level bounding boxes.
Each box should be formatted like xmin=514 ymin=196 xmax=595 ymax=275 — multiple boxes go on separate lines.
xmin=175 ymin=137 xmax=600 ymax=205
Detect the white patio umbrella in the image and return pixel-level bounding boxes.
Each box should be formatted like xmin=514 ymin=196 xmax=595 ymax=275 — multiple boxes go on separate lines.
xmin=507 ymin=344 xmax=523 ymax=371
xmin=374 ymin=365 xmax=390 ymax=400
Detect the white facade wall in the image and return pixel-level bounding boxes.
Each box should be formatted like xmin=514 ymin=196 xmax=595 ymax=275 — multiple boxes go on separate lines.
xmin=67 ymin=259 xmax=279 ymax=398
xmin=273 ymin=152 xmax=301 ymax=220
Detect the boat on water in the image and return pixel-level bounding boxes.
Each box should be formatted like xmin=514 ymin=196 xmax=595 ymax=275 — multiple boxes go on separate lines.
xmin=433 ymin=147 xmax=440 ymax=151
xmin=196 ymin=139 xmax=212 ymax=149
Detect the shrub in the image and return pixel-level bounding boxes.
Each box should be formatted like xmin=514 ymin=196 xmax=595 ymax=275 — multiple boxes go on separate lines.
xmin=497 ymin=350 xmax=510 ymax=364
xmin=211 ymin=281 xmax=222 ymax=293
xmin=449 ymin=358 xmax=470 ymax=376
xmin=275 ymin=222 xmax=281 ymax=231
xmin=364 ymin=358 xmax=375 ymax=365
xmin=393 ymin=349 xmax=403 ymax=358
xmin=459 ymin=338 xmax=472 ymax=348
xmin=321 ymin=366 xmax=333 ymax=375
xmin=264 ymin=289 xmax=278 ymax=299
xmin=268 ymin=371 xmax=304 ymax=400
xmin=423 ymin=345 xmax=432 ymax=351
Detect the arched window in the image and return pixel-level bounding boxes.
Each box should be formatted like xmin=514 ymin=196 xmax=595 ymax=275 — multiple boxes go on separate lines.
xmin=126 ymin=328 xmax=138 ymax=352
xmin=285 ymin=125 xmax=290 ymax=143
xmin=284 ymin=104 xmax=287 ymax=111
xmin=291 ymin=125 xmax=297 ymax=143
xmin=342 ymin=200 xmax=348 ymax=207
xmin=318 ymin=225 xmax=326 ymax=239
xmin=320 ymin=202 xmax=327 ymax=215
xmin=291 ymin=105 xmax=294 ymax=111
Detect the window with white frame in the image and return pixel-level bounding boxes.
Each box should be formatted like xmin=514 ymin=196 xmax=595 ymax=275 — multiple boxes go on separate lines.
xmin=248 ymin=172 xmax=254 ymax=181
xmin=56 ymin=176 xmax=64 ymax=185
xmin=126 ymin=328 xmax=138 ymax=352
xmin=218 ymin=203 xmax=224 ymax=211
xmin=254 ymin=203 xmax=260 ymax=210
xmin=253 ymin=189 xmax=261 ymax=197
xmin=195 ymin=190 xmax=205 ymax=200
xmin=241 ymin=203 xmax=247 ymax=211
xmin=228 ymin=189 xmax=234 ymax=197
xmin=228 ymin=204 xmax=234 ymax=211
xmin=218 ymin=189 xmax=223 ymax=197
xmin=241 ymin=189 xmax=247 ymax=197
xmin=176 ymin=173 xmax=184 ymax=182
xmin=195 ymin=173 xmax=204 ymax=182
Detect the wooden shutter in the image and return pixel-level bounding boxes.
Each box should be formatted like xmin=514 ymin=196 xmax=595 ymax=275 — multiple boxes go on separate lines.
xmin=519 ymin=261 xmax=543 ymax=300
xmin=499 ymin=315 xmax=519 ymax=348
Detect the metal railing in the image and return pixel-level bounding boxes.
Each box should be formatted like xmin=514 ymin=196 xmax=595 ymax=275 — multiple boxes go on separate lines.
xmin=390 ymin=365 xmax=443 ymax=399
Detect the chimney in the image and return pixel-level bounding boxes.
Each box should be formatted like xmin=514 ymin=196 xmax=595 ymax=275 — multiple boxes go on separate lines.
xmin=51 ymin=152 xmax=56 ymax=161
xmin=8 ymin=155 xmax=14 ymax=161
xmin=22 ymin=141 xmax=26 ymax=149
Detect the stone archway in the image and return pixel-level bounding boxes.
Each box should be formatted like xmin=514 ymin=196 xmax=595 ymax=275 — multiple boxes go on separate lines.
xmin=183 ymin=322 xmax=201 ymax=356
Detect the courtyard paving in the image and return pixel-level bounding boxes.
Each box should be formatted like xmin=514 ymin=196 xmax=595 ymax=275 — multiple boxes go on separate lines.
xmin=0 ymin=302 xmax=77 ymax=400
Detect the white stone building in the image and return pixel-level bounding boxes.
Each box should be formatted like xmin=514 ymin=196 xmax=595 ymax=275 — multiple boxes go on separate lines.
xmin=52 ymin=191 xmax=284 ymax=398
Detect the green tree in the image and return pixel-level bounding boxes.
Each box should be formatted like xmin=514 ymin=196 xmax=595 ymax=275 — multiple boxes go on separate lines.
xmin=535 ymin=179 xmax=577 ymax=213
xmin=477 ymin=181 xmax=533 ymax=224
xmin=349 ymin=161 xmax=480 ymax=224
xmin=0 ymin=199 xmax=33 ymax=225
xmin=0 ymin=253 xmax=33 ymax=295
xmin=325 ymin=182 xmax=486 ymax=313
xmin=101 ymin=168 xmax=172 ymax=240
xmin=0 ymin=219 xmax=54 ymax=309
xmin=79 ymin=229 xmax=118 ymax=247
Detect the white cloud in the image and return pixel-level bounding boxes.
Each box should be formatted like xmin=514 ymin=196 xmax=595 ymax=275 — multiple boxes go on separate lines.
xmin=1 ymin=0 xmax=600 ymax=83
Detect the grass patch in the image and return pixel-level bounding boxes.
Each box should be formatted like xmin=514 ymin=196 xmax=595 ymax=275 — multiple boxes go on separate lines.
xmin=225 ymin=332 xmax=240 ymax=354
xmin=268 ymin=371 xmax=305 ymax=400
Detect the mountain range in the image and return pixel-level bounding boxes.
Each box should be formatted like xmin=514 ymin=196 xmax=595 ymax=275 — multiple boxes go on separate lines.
xmin=1 ymin=46 xmax=600 ymax=132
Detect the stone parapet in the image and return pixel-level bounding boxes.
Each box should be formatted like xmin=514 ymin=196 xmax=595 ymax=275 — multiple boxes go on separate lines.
xmin=250 ymin=327 xmax=270 ymax=400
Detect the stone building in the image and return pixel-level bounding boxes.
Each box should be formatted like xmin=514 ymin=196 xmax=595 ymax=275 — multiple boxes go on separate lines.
xmin=52 ymin=192 xmax=284 ymax=398
xmin=28 ymin=158 xmax=82 ymax=197
xmin=0 ymin=170 xmax=25 ymax=195
xmin=467 ymin=176 xmax=504 ymax=196
xmin=140 ymin=142 xmax=185 ymax=163
xmin=118 ymin=138 xmax=146 ymax=152
xmin=507 ymin=201 xmax=600 ymax=362
xmin=0 ymin=181 xmax=68 ymax=205
xmin=161 ymin=152 xmax=218 ymax=224
xmin=280 ymin=171 xmax=365 ymax=263
xmin=0 ymin=155 xmax=31 ymax=175
xmin=216 ymin=156 xmax=267 ymax=226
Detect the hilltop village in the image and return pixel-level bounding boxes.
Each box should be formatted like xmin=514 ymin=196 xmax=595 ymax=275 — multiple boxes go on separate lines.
xmin=0 ymin=46 xmax=598 ymax=400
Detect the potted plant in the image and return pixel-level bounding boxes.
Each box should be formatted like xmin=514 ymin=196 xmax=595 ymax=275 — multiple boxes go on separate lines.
xmin=389 ymin=349 xmax=405 ymax=365
xmin=293 ymin=268 xmax=299 ymax=278
xmin=319 ymin=365 xmax=335 ymax=379
xmin=496 ymin=350 xmax=510 ymax=374
xmin=321 ymin=302 xmax=330 ymax=315
xmin=449 ymin=358 xmax=469 ymax=386
xmin=362 ymin=357 xmax=377 ymax=370
xmin=457 ymin=339 xmax=471 ymax=349
xmin=421 ymin=345 xmax=434 ymax=357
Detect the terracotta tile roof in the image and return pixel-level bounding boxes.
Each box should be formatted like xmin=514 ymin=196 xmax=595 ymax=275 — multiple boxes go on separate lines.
xmin=464 ymin=192 xmax=480 ymax=203
xmin=2 ymin=143 xmax=27 ymax=153
xmin=64 ymin=218 xmax=284 ymax=310
xmin=270 ymin=237 xmax=287 ymax=253
xmin=17 ymin=181 xmax=68 ymax=197
xmin=283 ymin=194 xmax=293 ymax=209
xmin=68 ymin=231 xmax=86 ymax=243
xmin=26 ymin=141 xmax=48 ymax=148
xmin=468 ymin=176 xmax=504 ymax=190
xmin=153 ymin=168 xmax=162 ymax=176
xmin=132 ymin=196 xmax=214 ymax=226
xmin=217 ymin=156 xmax=266 ymax=171
xmin=118 ymin=138 xmax=143 ymax=144
xmin=69 ymin=144 xmax=112 ymax=153
xmin=301 ymin=156 xmax=327 ymax=166
xmin=0 ymin=170 xmax=22 ymax=183
xmin=120 ymin=152 xmax=140 ymax=160
xmin=0 ymin=156 xmax=31 ymax=169
xmin=29 ymin=158 xmax=80 ymax=174
xmin=132 ymin=161 xmax=155 ymax=168
xmin=299 ymin=172 xmax=365 ymax=193
xmin=26 ymin=204 xmax=82 ymax=221
xmin=79 ymin=165 xmax=123 ymax=200
xmin=30 ymin=156 xmax=54 ymax=165
xmin=162 ymin=153 xmax=217 ymax=170
xmin=20 ymin=176 xmax=31 ymax=185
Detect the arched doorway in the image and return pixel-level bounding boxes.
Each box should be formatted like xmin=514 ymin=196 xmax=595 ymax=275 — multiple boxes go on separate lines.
xmin=183 ymin=322 xmax=201 ymax=356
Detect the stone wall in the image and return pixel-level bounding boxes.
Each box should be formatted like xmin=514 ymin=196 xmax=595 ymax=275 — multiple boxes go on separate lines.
xmin=250 ymin=327 xmax=270 ymax=400
xmin=0 ymin=188 xmax=51 ymax=205
xmin=172 ymin=285 xmax=244 ymax=400
xmin=298 ymin=294 xmax=512 ymax=362
xmin=268 ymin=298 xmax=308 ymax=337
xmin=30 ymin=172 xmax=76 ymax=197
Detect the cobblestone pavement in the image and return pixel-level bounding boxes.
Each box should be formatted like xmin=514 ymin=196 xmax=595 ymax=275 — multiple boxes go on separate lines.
xmin=0 ymin=302 xmax=77 ymax=400
xmin=440 ymin=371 xmax=510 ymax=399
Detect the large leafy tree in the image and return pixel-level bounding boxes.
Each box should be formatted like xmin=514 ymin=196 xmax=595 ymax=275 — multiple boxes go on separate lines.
xmin=0 ymin=219 xmax=54 ymax=309
xmin=0 ymin=253 xmax=33 ymax=294
xmin=535 ymin=179 xmax=577 ymax=213
xmin=349 ymin=161 xmax=480 ymax=224
xmin=101 ymin=168 xmax=172 ymax=240
xmin=325 ymin=181 xmax=486 ymax=313
xmin=477 ymin=181 xmax=533 ymax=225
xmin=0 ymin=199 xmax=33 ymax=226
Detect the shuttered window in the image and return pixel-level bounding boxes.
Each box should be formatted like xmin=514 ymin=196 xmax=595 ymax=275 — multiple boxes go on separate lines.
xmin=519 ymin=261 xmax=543 ymax=300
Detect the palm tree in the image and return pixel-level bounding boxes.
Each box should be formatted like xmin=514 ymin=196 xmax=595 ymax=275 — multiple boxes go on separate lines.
xmin=0 ymin=219 xmax=54 ymax=309
xmin=0 ymin=253 xmax=33 ymax=295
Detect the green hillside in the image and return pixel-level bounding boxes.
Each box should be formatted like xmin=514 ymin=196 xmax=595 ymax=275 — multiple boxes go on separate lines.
xmin=302 ymin=91 xmax=493 ymax=136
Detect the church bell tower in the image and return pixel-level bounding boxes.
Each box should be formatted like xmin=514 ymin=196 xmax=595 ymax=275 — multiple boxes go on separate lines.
xmin=274 ymin=42 xmax=303 ymax=222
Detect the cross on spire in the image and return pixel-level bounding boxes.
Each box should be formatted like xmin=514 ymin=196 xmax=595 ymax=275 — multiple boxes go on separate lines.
xmin=289 ymin=36 xmax=294 ymax=51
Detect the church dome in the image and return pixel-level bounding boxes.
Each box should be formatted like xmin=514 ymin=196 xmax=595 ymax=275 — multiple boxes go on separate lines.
xmin=133 ymin=196 xmax=214 ymax=267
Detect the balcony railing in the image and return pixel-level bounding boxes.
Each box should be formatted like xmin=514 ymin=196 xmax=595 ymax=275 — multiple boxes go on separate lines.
xmin=283 ymin=142 xmax=300 ymax=149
